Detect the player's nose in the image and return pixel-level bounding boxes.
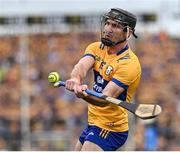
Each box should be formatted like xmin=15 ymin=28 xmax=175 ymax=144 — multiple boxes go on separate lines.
xmin=105 ymin=24 xmax=113 ymax=33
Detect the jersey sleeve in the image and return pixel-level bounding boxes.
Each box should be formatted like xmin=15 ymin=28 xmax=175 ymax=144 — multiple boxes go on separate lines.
xmin=83 ymin=42 xmax=99 ymax=60
xmin=112 ymin=62 xmax=141 ymax=90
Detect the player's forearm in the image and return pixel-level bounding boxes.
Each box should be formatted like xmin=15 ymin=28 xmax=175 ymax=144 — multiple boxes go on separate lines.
xmin=82 ymin=95 xmax=109 ymax=107
xmin=71 ymin=63 xmax=87 ymax=84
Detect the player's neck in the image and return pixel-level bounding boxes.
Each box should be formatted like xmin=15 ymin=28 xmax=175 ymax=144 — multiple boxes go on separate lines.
xmin=107 ymin=41 xmax=128 ymax=55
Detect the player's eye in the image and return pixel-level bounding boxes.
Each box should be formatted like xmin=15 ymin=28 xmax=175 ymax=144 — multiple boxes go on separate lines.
xmin=112 ymin=23 xmax=119 ymax=28
xmin=105 ymin=21 xmax=110 ymax=26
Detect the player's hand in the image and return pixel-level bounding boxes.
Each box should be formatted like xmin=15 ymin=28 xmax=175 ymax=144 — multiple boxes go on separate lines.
xmin=65 ymin=78 xmax=80 ymax=91
xmin=65 ymin=78 xmax=88 ymax=98
xmin=74 ymin=84 xmax=88 ymax=98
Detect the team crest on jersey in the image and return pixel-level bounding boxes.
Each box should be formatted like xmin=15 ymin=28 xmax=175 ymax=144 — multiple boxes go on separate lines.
xmin=105 ymin=65 xmax=113 ymax=76
xmin=97 ymin=76 xmax=104 ymax=84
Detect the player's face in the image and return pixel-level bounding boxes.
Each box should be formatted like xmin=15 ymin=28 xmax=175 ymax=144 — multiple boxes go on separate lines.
xmin=102 ymin=19 xmax=126 ymax=43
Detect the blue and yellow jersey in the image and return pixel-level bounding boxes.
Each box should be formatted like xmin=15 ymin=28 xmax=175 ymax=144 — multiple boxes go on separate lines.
xmin=83 ymin=42 xmax=141 ymax=132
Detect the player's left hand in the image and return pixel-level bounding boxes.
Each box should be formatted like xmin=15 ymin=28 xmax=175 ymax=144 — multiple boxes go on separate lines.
xmin=74 ymin=84 xmax=88 ymax=98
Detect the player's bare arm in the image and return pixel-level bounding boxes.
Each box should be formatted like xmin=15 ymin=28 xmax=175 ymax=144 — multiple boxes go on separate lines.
xmin=65 ymin=56 xmax=94 ymax=91
xmin=102 ymin=81 xmax=124 ymax=98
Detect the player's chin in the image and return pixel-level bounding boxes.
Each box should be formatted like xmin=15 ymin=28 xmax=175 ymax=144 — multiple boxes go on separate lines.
xmin=102 ymin=36 xmax=116 ymax=43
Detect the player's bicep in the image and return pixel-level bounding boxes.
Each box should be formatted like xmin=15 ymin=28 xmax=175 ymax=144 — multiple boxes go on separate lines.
xmin=102 ymin=81 xmax=125 ymax=98
xmin=76 ymin=55 xmax=95 ymax=72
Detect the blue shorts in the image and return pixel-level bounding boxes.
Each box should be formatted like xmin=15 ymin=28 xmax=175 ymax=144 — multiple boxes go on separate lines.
xmin=79 ymin=125 xmax=128 ymax=151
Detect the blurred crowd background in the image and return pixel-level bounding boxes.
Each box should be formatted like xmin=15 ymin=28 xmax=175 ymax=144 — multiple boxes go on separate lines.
xmin=0 ymin=0 xmax=180 ymax=151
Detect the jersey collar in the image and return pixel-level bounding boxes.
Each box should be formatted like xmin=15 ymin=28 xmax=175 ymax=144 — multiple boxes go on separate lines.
xmin=116 ymin=45 xmax=129 ymax=56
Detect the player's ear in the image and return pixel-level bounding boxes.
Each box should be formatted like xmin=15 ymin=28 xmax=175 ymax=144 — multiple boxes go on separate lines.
xmin=123 ymin=27 xmax=127 ymax=32
xmin=125 ymin=27 xmax=133 ymax=40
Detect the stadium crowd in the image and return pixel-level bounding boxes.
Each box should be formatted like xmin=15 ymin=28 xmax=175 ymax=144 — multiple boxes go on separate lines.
xmin=0 ymin=31 xmax=179 ymax=150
